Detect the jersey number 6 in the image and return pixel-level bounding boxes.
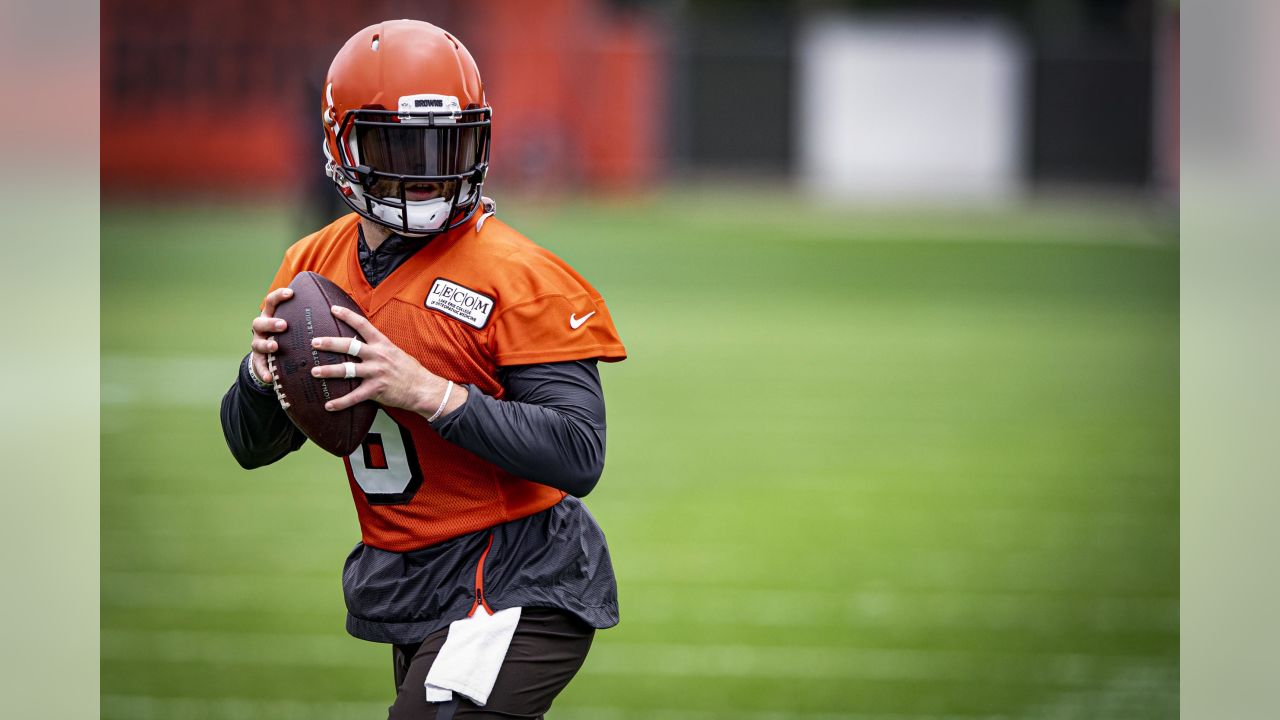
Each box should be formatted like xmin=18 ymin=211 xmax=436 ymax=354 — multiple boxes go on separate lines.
xmin=345 ymin=409 xmax=424 ymax=505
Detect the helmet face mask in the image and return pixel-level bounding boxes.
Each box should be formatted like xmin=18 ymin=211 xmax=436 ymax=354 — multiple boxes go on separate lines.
xmin=333 ymin=105 xmax=491 ymax=235
xmin=321 ymin=21 xmax=492 ymax=237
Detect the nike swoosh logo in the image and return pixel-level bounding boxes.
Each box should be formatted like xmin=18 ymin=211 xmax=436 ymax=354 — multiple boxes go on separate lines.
xmin=569 ymin=311 xmax=596 ymax=329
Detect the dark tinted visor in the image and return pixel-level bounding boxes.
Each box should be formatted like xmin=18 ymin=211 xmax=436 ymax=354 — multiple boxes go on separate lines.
xmin=355 ymin=123 xmax=483 ymax=178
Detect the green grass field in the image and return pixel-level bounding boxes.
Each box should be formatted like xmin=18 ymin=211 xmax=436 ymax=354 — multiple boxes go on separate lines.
xmin=102 ymin=196 xmax=1178 ymax=719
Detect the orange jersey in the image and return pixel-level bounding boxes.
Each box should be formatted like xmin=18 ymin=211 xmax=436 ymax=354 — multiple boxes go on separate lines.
xmin=265 ymin=210 xmax=626 ymax=551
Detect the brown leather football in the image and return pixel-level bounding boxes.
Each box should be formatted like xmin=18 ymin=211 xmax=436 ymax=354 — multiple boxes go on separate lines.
xmin=267 ymin=271 xmax=377 ymax=456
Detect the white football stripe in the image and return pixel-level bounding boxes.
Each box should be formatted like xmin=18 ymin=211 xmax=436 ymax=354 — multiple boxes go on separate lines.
xmin=101 ymin=694 xmax=1006 ymax=720
xmin=100 ymin=628 xmax=1175 ymax=686
xmin=102 ymin=354 xmax=243 ymax=409
xmin=101 ymin=570 xmax=1176 ymax=633
xmin=101 ymin=694 xmax=386 ymax=720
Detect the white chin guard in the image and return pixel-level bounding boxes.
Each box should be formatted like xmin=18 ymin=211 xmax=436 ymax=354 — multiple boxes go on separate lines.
xmin=368 ymin=196 xmax=452 ymax=233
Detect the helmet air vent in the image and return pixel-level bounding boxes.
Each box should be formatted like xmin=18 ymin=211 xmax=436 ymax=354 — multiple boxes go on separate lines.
xmin=371 ymin=34 xmax=380 ymax=52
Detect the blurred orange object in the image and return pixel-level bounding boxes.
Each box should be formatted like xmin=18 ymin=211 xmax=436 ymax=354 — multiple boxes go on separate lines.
xmin=101 ymin=0 xmax=665 ymax=197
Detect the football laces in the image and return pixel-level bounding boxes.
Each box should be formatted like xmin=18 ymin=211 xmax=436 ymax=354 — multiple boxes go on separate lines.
xmin=267 ymin=351 xmax=291 ymax=409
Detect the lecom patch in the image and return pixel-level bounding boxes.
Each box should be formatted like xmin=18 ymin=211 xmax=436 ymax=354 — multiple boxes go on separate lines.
xmin=425 ymin=278 xmax=495 ymax=329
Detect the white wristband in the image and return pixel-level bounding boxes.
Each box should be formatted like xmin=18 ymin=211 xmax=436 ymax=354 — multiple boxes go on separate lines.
xmin=427 ymin=380 xmax=455 ymax=423
xmin=247 ymin=355 xmax=272 ymax=388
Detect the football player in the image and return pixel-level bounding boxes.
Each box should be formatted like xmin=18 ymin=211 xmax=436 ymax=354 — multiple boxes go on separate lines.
xmin=219 ymin=20 xmax=626 ymax=719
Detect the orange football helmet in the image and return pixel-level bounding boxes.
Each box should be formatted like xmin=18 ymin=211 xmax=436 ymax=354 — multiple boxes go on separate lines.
xmin=322 ymin=20 xmax=492 ymax=235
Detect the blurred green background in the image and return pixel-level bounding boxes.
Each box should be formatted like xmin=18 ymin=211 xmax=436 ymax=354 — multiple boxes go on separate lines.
xmin=102 ymin=196 xmax=1178 ymax=718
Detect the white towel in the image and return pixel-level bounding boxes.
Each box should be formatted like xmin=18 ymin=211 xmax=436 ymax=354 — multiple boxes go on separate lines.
xmin=424 ymin=605 xmax=522 ymax=706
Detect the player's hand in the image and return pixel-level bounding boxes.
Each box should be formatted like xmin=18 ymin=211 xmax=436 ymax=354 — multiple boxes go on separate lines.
xmin=310 ymin=305 xmax=468 ymax=417
xmin=247 ymin=287 xmax=294 ymax=383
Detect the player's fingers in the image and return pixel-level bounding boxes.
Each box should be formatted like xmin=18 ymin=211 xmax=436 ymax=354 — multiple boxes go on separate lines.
xmin=260 ymin=287 xmax=294 ymax=315
xmin=331 ymin=305 xmax=385 ymax=342
xmin=251 ymin=337 xmax=279 ymax=354
xmin=252 ymin=316 xmax=287 ymax=335
xmin=325 ymin=384 xmax=376 ymax=412
xmin=311 ymin=361 xmax=363 ymax=379
xmin=309 ymin=335 xmax=374 ymax=357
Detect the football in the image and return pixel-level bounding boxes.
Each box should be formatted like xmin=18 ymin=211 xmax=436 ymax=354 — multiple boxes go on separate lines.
xmin=268 ymin=271 xmax=377 ymax=456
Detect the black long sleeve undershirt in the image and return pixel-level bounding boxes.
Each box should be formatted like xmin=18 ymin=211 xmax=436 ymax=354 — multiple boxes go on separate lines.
xmin=218 ymin=356 xmax=607 ymax=496
xmin=219 ymin=355 xmax=307 ymax=468
xmin=431 ymin=361 xmax=606 ymax=497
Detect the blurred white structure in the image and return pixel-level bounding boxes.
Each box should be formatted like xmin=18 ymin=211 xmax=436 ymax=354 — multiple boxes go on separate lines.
xmin=799 ymin=15 xmax=1026 ymax=201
